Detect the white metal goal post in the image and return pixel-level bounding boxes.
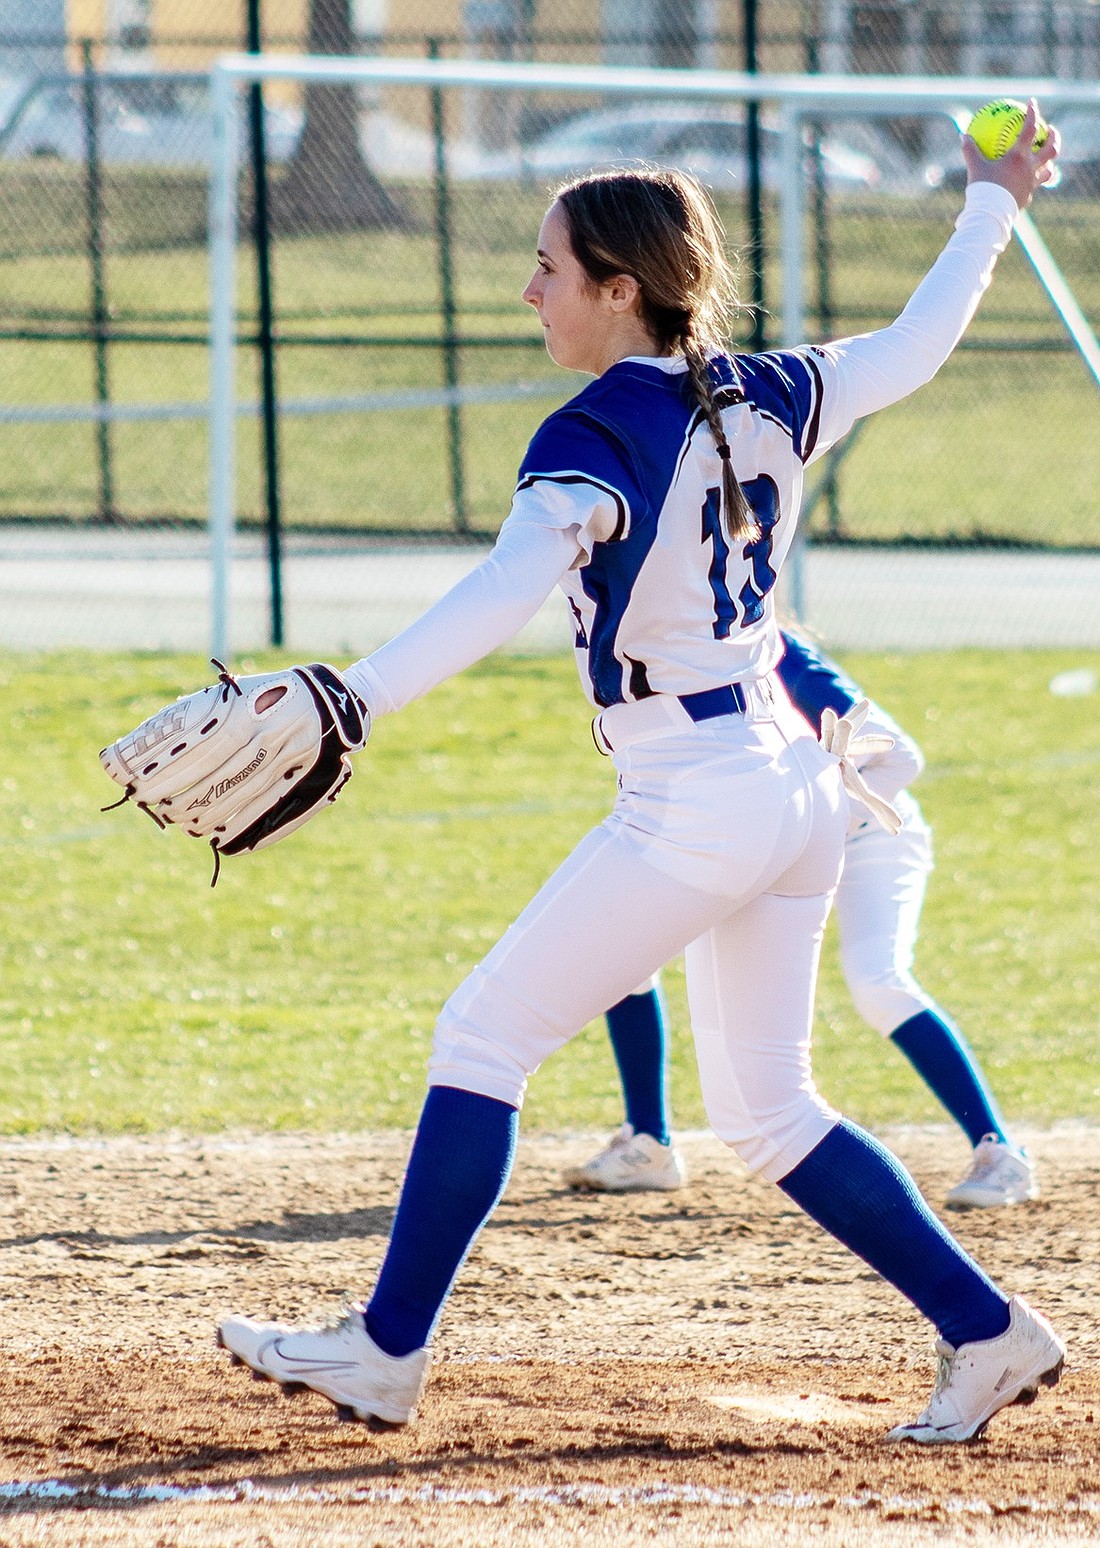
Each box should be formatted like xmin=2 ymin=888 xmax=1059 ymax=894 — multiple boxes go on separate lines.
xmin=207 ymin=54 xmax=1100 ymax=659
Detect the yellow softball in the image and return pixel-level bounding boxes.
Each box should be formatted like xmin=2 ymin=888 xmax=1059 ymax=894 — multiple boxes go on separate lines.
xmin=967 ymin=99 xmax=1049 ymax=159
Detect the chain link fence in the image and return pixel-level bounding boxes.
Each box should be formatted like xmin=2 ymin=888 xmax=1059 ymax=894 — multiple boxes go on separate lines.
xmin=1 ymin=4 xmax=1099 ymax=653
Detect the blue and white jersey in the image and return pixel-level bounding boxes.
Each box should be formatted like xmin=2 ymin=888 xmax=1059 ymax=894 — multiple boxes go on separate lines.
xmin=348 ymin=184 xmax=1017 ymax=723
xmin=506 ymin=350 xmax=833 ymax=708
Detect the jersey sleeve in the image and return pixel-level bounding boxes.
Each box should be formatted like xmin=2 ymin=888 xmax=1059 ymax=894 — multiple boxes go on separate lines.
xmin=785 ymin=181 xmax=1019 ymax=464
xmin=343 ymin=410 xmax=638 ymax=718
xmin=776 ymin=629 xmax=861 ymax=731
xmin=508 ymin=409 xmax=641 ymax=558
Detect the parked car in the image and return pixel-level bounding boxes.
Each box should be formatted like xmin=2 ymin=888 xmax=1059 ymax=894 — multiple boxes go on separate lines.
xmin=0 ymin=72 xmax=302 ymax=166
xmin=470 ymin=103 xmax=883 ymax=191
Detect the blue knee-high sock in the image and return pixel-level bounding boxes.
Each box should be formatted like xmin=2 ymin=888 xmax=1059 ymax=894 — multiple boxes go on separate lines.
xmin=890 ymin=1008 xmax=1009 ymax=1149
xmin=365 ymin=1086 xmax=518 ymax=1358
xmin=606 ymin=988 xmax=671 ymax=1145
xmin=779 ymin=1120 xmax=1010 ymax=1349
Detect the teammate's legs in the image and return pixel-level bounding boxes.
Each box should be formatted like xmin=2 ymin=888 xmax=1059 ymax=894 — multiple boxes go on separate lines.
xmin=560 ymin=976 xmax=686 ymax=1193
xmin=834 ymin=811 xmax=935 ymax=1033
xmin=688 ymin=890 xmax=1011 ymax=1350
xmin=605 ymin=979 xmax=671 ymax=1144
xmin=836 ymin=812 xmax=1013 ymax=1147
xmin=891 ymin=1010 xmax=1010 ymax=1147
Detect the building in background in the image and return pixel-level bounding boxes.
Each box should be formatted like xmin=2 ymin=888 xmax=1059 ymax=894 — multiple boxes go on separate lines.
xmin=0 ymin=0 xmax=67 ymax=78
xmin=5 ymin=0 xmax=1094 ymax=82
xmin=820 ymin=0 xmax=1100 ymax=80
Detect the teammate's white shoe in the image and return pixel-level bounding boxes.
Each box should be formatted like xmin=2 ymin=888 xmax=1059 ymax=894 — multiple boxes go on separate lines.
xmin=945 ymin=1134 xmax=1038 ymax=1209
xmin=563 ymin=1124 xmax=686 ymax=1192
xmin=886 ymin=1295 xmax=1064 ymax=1445
xmin=217 ymin=1305 xmax=430 ymax=1427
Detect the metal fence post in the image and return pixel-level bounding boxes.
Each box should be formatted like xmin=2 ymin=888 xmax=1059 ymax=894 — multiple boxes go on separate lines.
xmin=742 ymin=0 xmax=766 ymax=352
xmin=804 ymin=25 xmax=842 ymax=538
xmin=428 ymin=38 xmax=468 ymax=534
xmin=209 ymin=64 xmax=240 ymax=664
xmin=247 ymin=0 xmax=285 ymax=647
xmin=779 ymin=99 xmax=807 ymax=621
xmin=80 ymin=39 xmax=117 ymax=524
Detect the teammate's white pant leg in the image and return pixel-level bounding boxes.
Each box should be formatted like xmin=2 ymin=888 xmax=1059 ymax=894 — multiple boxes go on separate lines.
xmin=429 ymin=709 xmax=847 ymax=1113
xmin=834 ymin=793 xmax=936 ymax=1036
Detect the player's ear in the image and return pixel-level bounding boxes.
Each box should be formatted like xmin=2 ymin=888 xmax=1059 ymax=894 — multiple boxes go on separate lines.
xmin=605 ymin=271 xmax=642 ymax=314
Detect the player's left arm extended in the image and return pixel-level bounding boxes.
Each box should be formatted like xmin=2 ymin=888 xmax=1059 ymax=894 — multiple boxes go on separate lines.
xmin=344 ymin=518 xmax=582 ymax=719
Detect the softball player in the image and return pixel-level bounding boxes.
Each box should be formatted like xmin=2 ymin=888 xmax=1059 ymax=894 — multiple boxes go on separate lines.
xmin=567 ymin=629 xmax=1038 ymax=1208
xmin=219 ymin=106 xmax=1063 ymax=1444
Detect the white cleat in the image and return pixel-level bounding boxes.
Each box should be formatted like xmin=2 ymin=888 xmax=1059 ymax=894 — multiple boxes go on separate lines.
xmin=946 ymin=1134 xmax=1038 ymax=1209
xmin=886 ymin=1295 xmax=1065 ymax=1445
xmin=217 ymin=1305 xmax=430 ymax=1428
xmin=563 ymin=1124 xmax=687 ymax=1192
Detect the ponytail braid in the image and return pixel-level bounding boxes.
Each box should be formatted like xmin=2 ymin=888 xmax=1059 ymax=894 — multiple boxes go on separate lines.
xmin=556 ymin=169 xmax=757 ymax=543
xmin=681 ymin=329 xmax=759 ymax=545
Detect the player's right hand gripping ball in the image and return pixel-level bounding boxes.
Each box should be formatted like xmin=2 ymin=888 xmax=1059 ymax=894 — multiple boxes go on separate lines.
xmin=967 ymin=99 xmax=1049 ymax=159
xmin=99 ymin=661 xmax=369 ymax=883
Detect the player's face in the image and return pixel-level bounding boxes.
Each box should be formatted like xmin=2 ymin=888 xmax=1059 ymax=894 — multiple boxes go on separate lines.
xmin=523 ymin=201 xmax=618 ymax=375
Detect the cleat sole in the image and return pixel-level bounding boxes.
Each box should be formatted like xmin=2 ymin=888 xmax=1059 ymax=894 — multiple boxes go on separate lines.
xmin=1012 ymin=1356 xmax=1064 ymax=1410
xmin=332 ymin=1401 xmax=405 ymax=1430
xmin=281 ymin=1381 xmax=308 ymax=1396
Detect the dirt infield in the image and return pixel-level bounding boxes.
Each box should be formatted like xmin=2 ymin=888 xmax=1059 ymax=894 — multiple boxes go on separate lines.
xmin=0 ymin=1124 xmax=1096 ymax=1546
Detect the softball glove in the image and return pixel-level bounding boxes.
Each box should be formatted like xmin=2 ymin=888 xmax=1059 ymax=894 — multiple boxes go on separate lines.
xmin=100 ymin=660 xmax=369 ymax=883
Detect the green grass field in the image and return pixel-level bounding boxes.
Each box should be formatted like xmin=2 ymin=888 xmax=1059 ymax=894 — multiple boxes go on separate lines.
xmin=1 ymin=646 xmax=1097 ymax=1137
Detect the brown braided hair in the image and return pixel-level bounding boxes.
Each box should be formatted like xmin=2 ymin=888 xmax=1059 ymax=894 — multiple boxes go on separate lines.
xmin=556 ymin=167 xmax=758 ymax=544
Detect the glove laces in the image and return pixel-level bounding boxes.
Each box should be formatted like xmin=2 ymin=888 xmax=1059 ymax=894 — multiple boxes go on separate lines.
xmin=819 ymin=700 xmax=903 ymax=836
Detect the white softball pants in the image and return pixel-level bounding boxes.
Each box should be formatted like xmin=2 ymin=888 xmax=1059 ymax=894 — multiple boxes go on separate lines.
xmin=834 ymin=791 xmax=936 ymax=1036
xmin=429 ymin=684 xmax=849 ymax=1183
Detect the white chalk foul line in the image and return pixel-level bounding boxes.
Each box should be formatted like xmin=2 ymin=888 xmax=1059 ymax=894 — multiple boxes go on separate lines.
xmin=2 ymin=1478 xmax=1099 ymax=1516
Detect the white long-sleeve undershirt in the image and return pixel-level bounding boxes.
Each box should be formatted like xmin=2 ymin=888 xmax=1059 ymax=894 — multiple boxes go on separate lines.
xmin=807 ymin=180 xmax=1017 ymax=457
xmin=345 ymin=181 xmax=1018 ymax=720
xmin=345 ymin=520 xmax=581 ymax=717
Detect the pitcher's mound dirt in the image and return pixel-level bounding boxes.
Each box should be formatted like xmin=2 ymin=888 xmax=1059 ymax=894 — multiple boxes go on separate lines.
xmin=0 ymin=1124 xmax=1095 ymax=1545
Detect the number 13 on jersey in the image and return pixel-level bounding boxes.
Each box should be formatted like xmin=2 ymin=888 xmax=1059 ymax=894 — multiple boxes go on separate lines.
xmin=701 ymin=475 xmax=780 ymax=638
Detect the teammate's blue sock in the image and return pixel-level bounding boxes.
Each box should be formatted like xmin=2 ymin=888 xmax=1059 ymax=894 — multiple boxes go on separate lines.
xmin=606 ymin=987 xmax=671 ymax=1145
xmin=779 ymin=1120 xmax=1011 ymax=1349
xmin=364 ymin=1085 xmax=518 ymax=1358
xmin=890 ymin=1009 xmax=1009 ymax=1149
